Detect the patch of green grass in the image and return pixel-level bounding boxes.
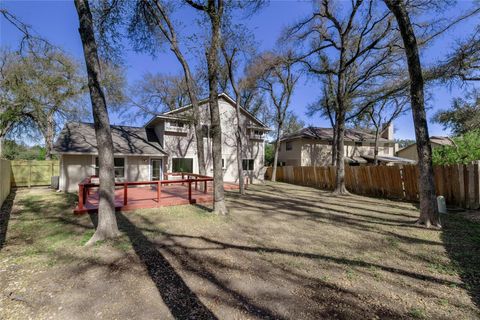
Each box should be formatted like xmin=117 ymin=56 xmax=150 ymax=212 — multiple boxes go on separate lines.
xmin=428 ymin=261 xmax=459 ymax=276
xmin=80 ymin=230 xmax=95 ymax=245
xmin=345 ymin=267 xmax=357 ymax=280
xmin=437 ymin=298 xmax=449 ymax=307
xmin=386 ymin=236 xmax=400 ymax=248
xmin=408 ymin=307 xmax=426 ymax=319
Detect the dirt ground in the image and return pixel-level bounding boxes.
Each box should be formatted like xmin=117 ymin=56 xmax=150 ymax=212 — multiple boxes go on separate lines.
xmin=0 ymin=182 xmax=479 ymax=319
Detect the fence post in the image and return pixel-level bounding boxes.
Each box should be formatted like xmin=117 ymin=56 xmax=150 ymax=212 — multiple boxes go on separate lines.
xmin=28 ymin=160 xmax=32 ymax=188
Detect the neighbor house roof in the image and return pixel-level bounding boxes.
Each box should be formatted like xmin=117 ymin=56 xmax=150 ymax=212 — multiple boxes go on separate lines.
xmin=397 ymin=136 xmax=455 ymax=153
xmin=53 ymin=122 xmax=167 ymax=156
xmin=281 ymin=127 xmax=391 ymax=143
xmin=430 ymin=136 xmax=455 ymax=146
xmin=144 ymin=92 xmax=269 ymax=129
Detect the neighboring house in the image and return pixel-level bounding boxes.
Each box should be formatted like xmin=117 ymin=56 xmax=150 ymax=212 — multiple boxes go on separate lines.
xmin=54 ymin=93 xmax=269 ymax=192
xmin=277 ymin=125 xmax=410 ymax=166
xmin=396 ymin=136 xmax=455 ymax=161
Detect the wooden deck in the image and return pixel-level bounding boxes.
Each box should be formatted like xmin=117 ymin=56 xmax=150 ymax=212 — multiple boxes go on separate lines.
xmin=74 ymin=180 xmax=239 ymax=214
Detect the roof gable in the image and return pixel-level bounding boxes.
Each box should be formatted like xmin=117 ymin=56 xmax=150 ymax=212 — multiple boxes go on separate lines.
xmin=160 ymin=93 xmax=268 ymax=128
xmin=54 ymin=122 xmax=166 ymax=155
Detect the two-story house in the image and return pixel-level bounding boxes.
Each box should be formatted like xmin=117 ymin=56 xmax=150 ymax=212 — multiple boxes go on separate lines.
xmin=277 ymin=126 xmax=400 ymax=166
xmin=54 ymin=93 xmax=269 ymax=192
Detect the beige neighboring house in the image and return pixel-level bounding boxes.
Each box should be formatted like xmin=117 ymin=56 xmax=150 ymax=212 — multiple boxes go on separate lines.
xmin=54 ymin=93 xmax=269 ymax=192
xmin=277 ymin=125 xmax=412 ymax=166
xmin=396 ymin=136 xmax=455 ymax=161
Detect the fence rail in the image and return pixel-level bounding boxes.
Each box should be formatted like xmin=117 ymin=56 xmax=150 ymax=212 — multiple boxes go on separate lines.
xmin=10 ymin=160 xmax=59 ymax=187
xmin=0 ymin=159 xmax=11 ymax=208
xmin=265 ymin=163 xmax=480 ymax=209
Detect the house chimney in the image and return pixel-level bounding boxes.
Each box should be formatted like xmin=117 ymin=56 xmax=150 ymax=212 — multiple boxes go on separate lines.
xmin=380 ymin=123 xmax=394 ymax=140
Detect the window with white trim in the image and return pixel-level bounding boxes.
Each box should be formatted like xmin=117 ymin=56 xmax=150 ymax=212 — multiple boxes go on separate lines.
xmin=95 ymin=157 xmax=125 ymax=178
xmin=242 ymin=159 xmax=254 ymax=171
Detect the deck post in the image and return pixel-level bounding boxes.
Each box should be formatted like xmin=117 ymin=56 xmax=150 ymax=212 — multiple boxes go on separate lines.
xmin=123 ymin=183 xmax=128 ymax=206
xmin=78 ymin=184 xmax=84 ymax=211
xmin=195 ymin=177 xmax=198 ymax=190
xmin=188 ymin=180 xmax=192 ymax=203
xmin=204 ymin=180 xmax=207 ymax=194
xmin=157 ymin=181 xmax=161 ymax=206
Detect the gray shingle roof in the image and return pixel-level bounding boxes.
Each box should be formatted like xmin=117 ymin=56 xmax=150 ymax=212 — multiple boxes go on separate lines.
xmin=281 ymin=127 xmax=390 ymax=142
xmin=53 ymin=122 xmax=166 ymax=156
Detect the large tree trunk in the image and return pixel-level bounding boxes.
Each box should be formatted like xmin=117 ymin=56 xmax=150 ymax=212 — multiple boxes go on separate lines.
xmin=145 ymin=0 xmax=206 ymax=175
xmin=234 ymin=99 xmax=245 ymax=194
xmin=44 ymin=112 xmax=55 ymax=160
xmin=331 ymin=116 xmax=338 ymax=166
xmin=385 ymin=0 xmax=440 ymax=228
xmin=334 ymin=110 xmax=348 ymax=194
xmin=74 ymin=0 xmax=120 ymax=244
xmin=271 ymin=124 xmax=282 ymax=182
xmin=206 ymin=0 xmax=227 ymax=214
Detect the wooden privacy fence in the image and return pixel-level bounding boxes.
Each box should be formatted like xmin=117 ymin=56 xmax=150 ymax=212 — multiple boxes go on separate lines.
xmin=0 ymin=159 xmax=12 ymax=208
xmin=10 ymin=160 xmax=60 ymax=187
xmin=265 ymin=162 xmax=480 ymax=209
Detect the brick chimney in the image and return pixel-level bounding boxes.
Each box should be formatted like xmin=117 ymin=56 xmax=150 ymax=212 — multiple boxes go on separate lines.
xmin=380 ymin=123 xmax=394 ymax=140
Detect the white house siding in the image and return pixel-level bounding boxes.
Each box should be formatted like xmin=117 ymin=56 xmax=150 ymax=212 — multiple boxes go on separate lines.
xmin=59 ymin=154 xmax=92 ymax=192
xmin=159 ymin=98 xmax=265 ymax=183
xmin=60 ymin=154 xmax=154 ymax=192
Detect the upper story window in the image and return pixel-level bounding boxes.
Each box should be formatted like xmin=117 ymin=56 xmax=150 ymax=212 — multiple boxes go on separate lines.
xmin=95 ymin=157 xmax=125 ymax=178
xmin=169 ymin=121 xmax=184 ymax=127
xmin=242 ymin=159 xmax=254 ymax=171
xmin=286 ymin=142 xmax=293 ymax=151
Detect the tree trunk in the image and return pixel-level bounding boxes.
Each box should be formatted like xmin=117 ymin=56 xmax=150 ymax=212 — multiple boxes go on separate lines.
xmin=168 ymin=37 xmax=206 ymax=176
xmin=74 ymin=0 xmax=120 ymax=244
xmin=385 ymin=0 xmax=440 ymax=228
xmin=234 ymin=100 xmax=245 ymax=194
xmin=331 ymin=116 xmax=338 ymax=166
xmin=271 ymin=124 xmax=282 ymax=182
xmin=373 ymin=128 xmax=380 ymax=165
xmin=206 ymin=0 xmax=227 ymax=214
xmin=334 ymin=110 xmax=348 ymax=194
xmin=44 ymin=113 xmax=55 ymax=160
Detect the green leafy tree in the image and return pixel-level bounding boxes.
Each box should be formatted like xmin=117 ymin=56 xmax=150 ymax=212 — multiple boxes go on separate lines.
xmin=433 ymin=130 xmax=480 ymax=165
xmin=433 ymin=90 xmax=480 ymax=135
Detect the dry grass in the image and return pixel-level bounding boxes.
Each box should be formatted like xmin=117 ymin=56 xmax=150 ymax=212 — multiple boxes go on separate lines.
xmin=0 ymin=183 xmax=479 ymax=319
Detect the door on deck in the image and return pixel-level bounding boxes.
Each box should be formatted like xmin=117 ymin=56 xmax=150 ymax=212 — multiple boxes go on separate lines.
xmin=150 ymin=159 xmax=163 ymax=181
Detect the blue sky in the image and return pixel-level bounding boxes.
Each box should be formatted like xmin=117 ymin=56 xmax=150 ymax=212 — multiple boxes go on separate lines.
xmin=1 ymin=0 xmax=479 ymax=140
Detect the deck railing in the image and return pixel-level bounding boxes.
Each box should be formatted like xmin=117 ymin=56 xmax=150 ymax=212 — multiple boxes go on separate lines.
xmin=77 ymin=172 xmax=214 ymax=211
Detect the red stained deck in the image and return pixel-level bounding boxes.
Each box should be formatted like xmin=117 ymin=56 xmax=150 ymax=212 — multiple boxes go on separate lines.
xmin=74 ymin=174 xmax=240 ymax=214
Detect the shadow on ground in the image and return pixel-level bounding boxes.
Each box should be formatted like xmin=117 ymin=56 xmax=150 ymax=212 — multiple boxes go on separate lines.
xmin=0 ymin=188 xmax=16 ymax=251
xmin=442 ymin=212 xmax=480 ymax=308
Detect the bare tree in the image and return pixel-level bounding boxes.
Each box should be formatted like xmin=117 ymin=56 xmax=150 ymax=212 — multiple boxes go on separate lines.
xmin=128 ymin=72 xmax=190 ymax=119
xmin=246 ymin=51 xmax=299 ymax=182
xmin=186 ymin=0 xmax=228 ymax=214
xmin=384 ymin=0 xmax=440 ymax=228
xmin=362 ymin=97 xmax=408 ymax=164
xmin=74 ymin=0 xmax=120 ymax=244
xmin=221 ymin=43 xmax=246 ymax=194
xmin=124 ymin=0 xmax=208 ymax=175
xmin=287 ymin=0 xmax=403 ymax=194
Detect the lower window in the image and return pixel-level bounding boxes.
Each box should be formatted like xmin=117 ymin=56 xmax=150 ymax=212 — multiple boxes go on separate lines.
xmin=172 ymin=158 xmax=193 ymax=173
xmin=242 ymin=159 xmax=254 ymax=171
xmin=95 ymin=157 xmax=125 ymax=178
